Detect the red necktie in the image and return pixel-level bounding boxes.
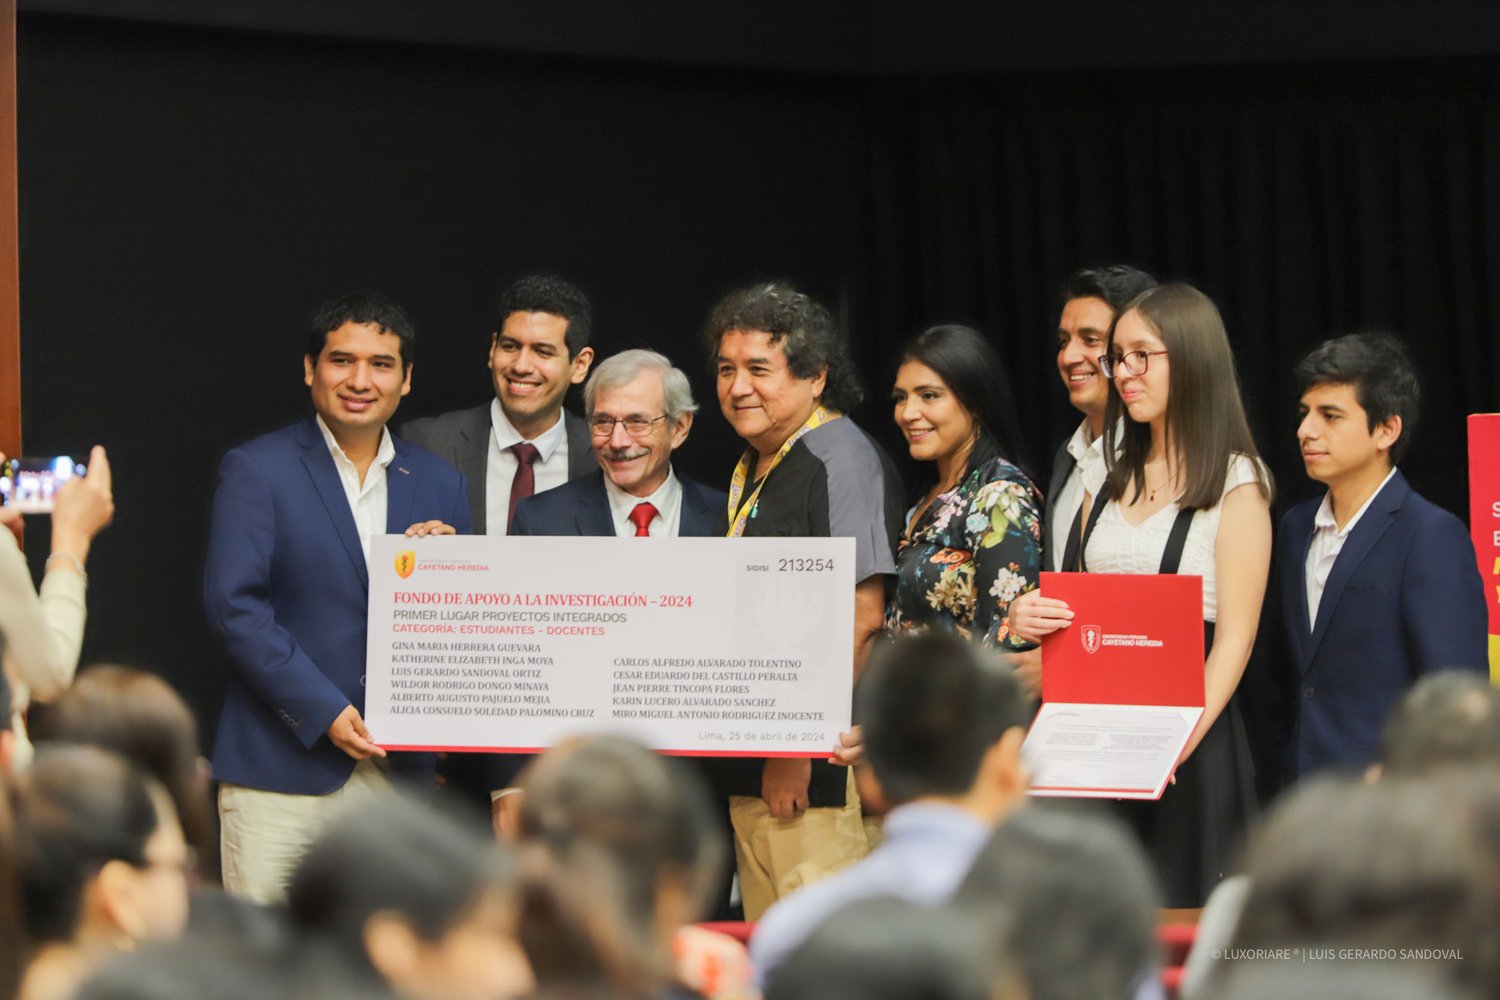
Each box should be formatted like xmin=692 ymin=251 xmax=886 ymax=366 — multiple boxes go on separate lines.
xmin=507 ymin=442 xmax=540 ymax=531
xmin=628 ymin=502 xmax=658 ymax=537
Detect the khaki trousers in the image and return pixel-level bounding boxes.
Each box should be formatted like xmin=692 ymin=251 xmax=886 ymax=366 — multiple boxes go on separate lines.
xmin=729 ymin=769 xmax=872 ymax=920
xmin=219 ymin=759 xmax=393 ymax=904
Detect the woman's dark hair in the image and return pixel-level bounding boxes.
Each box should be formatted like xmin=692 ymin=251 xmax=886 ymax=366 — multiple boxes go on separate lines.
xmin=1294 ymin=332 xmax=1420 ymax=465
xmin=306 ymin=290 xmax=415 ymax=369
xmin=765 ymin=897 xmax=1011 ymax=1000
xmin=897 ymin=324 xmax=1032 ymax=486
xmin=1228 ymin=770 xmax=1500 ymax=997
xmin=516 ymin=736 xmax=724 ymax=1000
xmin=1103 ymin=283 xmax=1272 ymax=510
xmin=954 ymin=803 xmax=1160 ymax=1000
xmin=703 ymin=281 xmax=864 ymax=412
xmin=12 ymin=744 xmax=164 ymax=944
xmin=496 ymin=274 xmax=594 ymax=359
xmin=32 ymin=664 xmax=214 ymax=879
xmin=286 ymin=796 xmax=515 ymax=984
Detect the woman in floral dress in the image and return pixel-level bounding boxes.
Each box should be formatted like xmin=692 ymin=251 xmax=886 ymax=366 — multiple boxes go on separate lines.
xmin=884 ymin=325 xmax=1043 ymax=650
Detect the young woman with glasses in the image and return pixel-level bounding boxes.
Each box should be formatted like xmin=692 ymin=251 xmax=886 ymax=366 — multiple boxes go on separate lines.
xmin=1009 ymin=283 xmax=1273 ymax=907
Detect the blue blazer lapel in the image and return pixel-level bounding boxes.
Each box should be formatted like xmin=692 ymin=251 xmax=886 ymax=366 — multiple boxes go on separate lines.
xmin=574 ymin=473 xmax=616 ymax=536
xmin=386 ymin=438 xmax=418 ymax=537
xmin=298 ymin=417 xmax=370 ymax=591
xmin=680 ymin=479 xmax=720 ymax=536
xmin=1305 ymin=472 xmax=1408 ymax=667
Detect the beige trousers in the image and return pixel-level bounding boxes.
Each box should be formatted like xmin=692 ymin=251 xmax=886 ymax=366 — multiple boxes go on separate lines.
xmin=729 ymin=768 xmax=872 ymax=920
xmin=219 ymin=759 xmax=393 ymax=904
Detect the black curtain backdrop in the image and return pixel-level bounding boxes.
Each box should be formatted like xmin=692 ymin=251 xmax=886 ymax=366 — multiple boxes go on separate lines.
xmin=16 ymin=14 xmax=1500 ymax=798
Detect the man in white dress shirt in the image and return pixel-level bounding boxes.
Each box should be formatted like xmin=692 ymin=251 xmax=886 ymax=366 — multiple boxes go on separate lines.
xmin=399 ymin=274 xmax=598 ymax=819
xmin=1044 ymin=266 xmax=1156 ymax=573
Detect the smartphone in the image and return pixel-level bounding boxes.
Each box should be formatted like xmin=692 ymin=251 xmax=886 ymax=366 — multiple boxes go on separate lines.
xmin=0 ymin=456 xmax=87 ymax=513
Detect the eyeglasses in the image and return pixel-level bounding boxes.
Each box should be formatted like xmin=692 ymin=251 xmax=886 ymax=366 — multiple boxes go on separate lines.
xmin=588 ymin=414 xmax=669 ymax=438
xmin=1098 ymin=350 xmax=1168 ymax=378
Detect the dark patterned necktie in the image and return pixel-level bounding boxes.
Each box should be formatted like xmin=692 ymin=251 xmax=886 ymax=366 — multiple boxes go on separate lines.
xmin=507 ymin=442 xmax=540 ymax=531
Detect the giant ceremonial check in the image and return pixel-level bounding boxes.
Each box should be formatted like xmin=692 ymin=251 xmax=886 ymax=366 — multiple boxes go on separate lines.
xmin=364 ymin=534 xmax=855 ymax=757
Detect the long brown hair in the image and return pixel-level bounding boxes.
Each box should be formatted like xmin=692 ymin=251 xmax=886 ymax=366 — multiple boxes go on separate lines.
xmin=1102 ymin=284 xmax=1272 ymax=510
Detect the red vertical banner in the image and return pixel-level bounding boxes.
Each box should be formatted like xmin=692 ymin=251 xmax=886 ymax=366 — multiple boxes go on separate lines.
xmin=1467 ymin=414 xmax=1500 ymax=682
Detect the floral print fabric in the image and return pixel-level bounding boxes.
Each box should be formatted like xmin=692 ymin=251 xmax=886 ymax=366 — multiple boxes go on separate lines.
xmin=884 ymin=456 xmax=1044 ymax=647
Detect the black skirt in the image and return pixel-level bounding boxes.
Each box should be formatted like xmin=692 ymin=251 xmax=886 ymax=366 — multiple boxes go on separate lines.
xmin=1114 ymin=623 xmax=1258 ymax=908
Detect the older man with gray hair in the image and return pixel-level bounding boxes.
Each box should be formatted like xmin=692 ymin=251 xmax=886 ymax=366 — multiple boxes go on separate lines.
xmin=511 ymin=348 xmax=724 ymax=537
xmin=490 ymin=351 xmax=730 ymax=853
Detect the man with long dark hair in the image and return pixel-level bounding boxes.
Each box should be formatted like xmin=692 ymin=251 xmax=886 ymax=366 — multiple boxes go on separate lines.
xmin=704 ymin=280 xmax=903 ymax=918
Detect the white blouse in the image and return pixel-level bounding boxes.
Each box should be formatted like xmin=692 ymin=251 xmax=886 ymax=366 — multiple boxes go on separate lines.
xmin=1080 ymin=454 xmax=1263 ymax=623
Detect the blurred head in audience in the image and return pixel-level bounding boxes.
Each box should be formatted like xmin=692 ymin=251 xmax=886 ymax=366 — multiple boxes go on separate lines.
xmin=1056 ymin=265 xmax=1156 ymax=435
xmin=1216 ymin=962 xmax=1476 ymax=1000
xmin=516 ymin=735 xmax=724 ymax=999
xmin=13 ymin=745 xmax=190 ymax=1000
xmin=955 ymin=803 xmax=1160 ymax=1000
xmin=0 ymin=742 xmax=19 ymax=1000
xmin=0 ymin=649 xmax=14 ymax=774
xmin=1228 ymin=770 xmax=1500 ymax=997
xmin=858 ymin=633 xmax=1031 ymax=819
xmin=31 ymin=664 xmax=212 ymax=875
xmin=765 ymin=896 xmax=1020 ymax=1000
xmin=1376 ymin=672 xmax=1500 ymax=778
xmin=286 ymin=797 xmax=530 ymax=1000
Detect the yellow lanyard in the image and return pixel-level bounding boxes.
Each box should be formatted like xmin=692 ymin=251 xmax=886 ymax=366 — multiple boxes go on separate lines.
xmin=725 ymin=406 xmax=839 ymax=538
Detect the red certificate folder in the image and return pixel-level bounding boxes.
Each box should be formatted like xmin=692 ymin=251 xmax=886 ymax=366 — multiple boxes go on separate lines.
xmin=1025 ymin=571 xmax=1205 ymax=800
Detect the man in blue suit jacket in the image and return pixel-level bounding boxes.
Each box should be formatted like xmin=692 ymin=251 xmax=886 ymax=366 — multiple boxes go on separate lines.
xmin=205 ymin=292 xmax=471 ymax=901
xmin=1279 ymin=333 xmax=1487 ymax=780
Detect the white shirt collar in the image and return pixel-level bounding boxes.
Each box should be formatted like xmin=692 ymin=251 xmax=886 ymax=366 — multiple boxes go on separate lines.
xmin=489 ymin=398 xmax=567 ymax=462
xmin=602 ymin=466 xmax=681 ymax=532
xmin=314 ymin=414 xmax=396 ymax=478
xmin=1313 ymin=467 xmax=1397 ymax=538
xmin=1066 ymin=417 xmax=1119 ymax=464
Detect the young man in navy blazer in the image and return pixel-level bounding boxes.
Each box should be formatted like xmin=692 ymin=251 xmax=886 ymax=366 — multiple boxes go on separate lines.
xmin=1280 ymin=333 xmax=1487 ymax=779
xmin=204 ymin=292 xmax=470 ymax=901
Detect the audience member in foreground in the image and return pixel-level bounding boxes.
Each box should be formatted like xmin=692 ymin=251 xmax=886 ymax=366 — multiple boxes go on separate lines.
xmin=750 ymin=633 xmax=1030 ymax=984
xmin=1221 ymin=769 xmax=1500 ymax=998
xmin=1184 ymin=672 xmax=1500 ymax=1000
xmin=516 ymin=735 xmax=750 ymax=1000
xmin=1012 ymin=283 xmax=1273 ymax=906
xmin=286 ymin=796 xmax=531 ymax=1000
xmin=13 ymin=745 xmax=190 ymax=1000
xmin=954 ymin=803 xmax=1162 ymax=1000
xmin=706 ymin=281 xmax=902 ymax=916
xmin=0 ymin=445 xmax=114 ymax=765
xmin=1376 ymin=671 xmax=1500 ymax=777
xmin=764 ymin=897 xmax=1022 ymax=1000
xmin=1 ymin=687 xmax=19 ymax=1000
xmin=1279 ymin=333 xmax=1487 ymax=779
xmin=31 ymin=664 xmax=215 ymax=881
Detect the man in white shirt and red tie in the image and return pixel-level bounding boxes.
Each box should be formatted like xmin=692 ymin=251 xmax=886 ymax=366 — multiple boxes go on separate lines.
xmin=511 ymin=348 xmax=725 ymax=539
xmin=500 ymin=350 xmax=727 ymax=860
xmin=399 ymin=273 xmax=598 ymax=821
